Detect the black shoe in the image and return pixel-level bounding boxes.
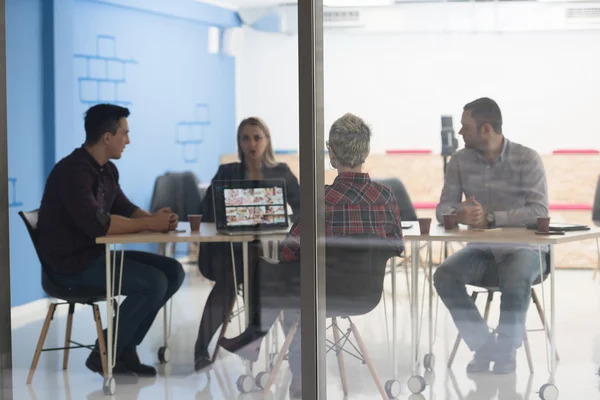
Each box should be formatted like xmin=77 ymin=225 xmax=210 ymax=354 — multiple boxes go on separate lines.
xmin=467 ymin=334 xmax=497 ymax=374
xmin=194 ymin=352 xmax=213 ymax=373
xmin=86 ymin=350 xmax=139 ymax=384
xmin=218 ymin=329 xmax=264 ymax=362
xmin=492 ymin=335 xmax=516 ymax=374
xmin=289 ymin=375 xmax=302 ymax=399
xmin=119 ymin=348 xmax=157 ymax=377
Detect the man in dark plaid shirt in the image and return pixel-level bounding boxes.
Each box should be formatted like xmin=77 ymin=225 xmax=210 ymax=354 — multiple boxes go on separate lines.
xmin=280 ymin=172 xmax=404 ymax=261
xmin=219 ymin=113 xmax=403 ymax=398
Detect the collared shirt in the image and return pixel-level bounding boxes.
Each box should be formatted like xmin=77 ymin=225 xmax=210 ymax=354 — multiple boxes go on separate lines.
xmin=279 ymin=172 xmax=404 ymax=262
xmin=37 ymin=147 xmax=139 ymax=274
xmin=436 ymin=138 xmax=549 ymax=257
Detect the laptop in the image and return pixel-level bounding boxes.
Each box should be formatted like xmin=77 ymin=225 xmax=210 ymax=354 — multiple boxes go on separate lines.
xmin=212 ymin=179 xmax=291 ymax=236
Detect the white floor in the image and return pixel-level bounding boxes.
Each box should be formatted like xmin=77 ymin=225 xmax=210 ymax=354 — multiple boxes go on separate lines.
xmin=7 ymin=263 xmax=600 ymax=399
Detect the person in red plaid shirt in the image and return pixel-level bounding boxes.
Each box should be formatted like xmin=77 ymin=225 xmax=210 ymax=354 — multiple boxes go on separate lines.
xmin=219 ymin=113 xmax=404 ymax=398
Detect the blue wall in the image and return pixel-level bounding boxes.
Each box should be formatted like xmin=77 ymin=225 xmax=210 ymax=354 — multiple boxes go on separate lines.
xmin=6 ymin=0 xmax=47 ymax=307
xmin=6 ymin=0 xmax=240 ymax=306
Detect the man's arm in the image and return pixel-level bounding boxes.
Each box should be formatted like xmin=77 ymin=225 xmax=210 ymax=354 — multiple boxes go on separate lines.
xmin=60 ymin=167 xmax=169 ymax=237
xmin=131 ymin=208 xmax=152 ymax=218
xmin=436 ymin=155 xmax=463 ymax=223
xmin=493 ymin=151 xmax=548 ymax=227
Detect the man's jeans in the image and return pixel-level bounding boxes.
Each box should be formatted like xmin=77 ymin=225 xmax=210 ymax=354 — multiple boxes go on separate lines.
xmin=433 ymin=247 xmax=545 ymax=351
xmin=51 ymin=251 xmax=185 ymax=356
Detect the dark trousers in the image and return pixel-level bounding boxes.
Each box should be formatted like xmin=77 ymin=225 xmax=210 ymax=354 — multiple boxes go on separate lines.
xmin=51 ymin=251 xmax=185 ymax=356
xmin=195 ymin=243 xmax=264 ymax=358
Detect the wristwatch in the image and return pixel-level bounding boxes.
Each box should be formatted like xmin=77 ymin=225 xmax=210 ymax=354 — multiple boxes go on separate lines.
xmin=486 ymin=212 xmax=496 ymax=229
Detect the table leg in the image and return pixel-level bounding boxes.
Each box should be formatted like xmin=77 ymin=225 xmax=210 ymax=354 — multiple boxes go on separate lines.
xmin=104 ymin=245 xmax=113 ymax=387
xmin=550 ymin=244 xmax=557 ymax=382
xmin=391 ymin=257 xmax=397 ymax=378
xmin=407 ymin=240 xmax=426 ymax=394
xmin=243 ymin=241 xmax=249 ymax=328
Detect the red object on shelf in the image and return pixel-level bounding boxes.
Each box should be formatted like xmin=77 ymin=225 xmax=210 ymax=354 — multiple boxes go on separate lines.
xmin=412 ymin=202 xmax=592 ymax=211
xmin=552 ymin=149 xmax=599 ymax=155
xmin=386 ymin=149 xmax=432 ymax=155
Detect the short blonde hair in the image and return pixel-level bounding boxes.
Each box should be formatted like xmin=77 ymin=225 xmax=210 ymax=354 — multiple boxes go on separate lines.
xmin=328 ymin=113 xmax=371 ymax=168
xmin=237 ymin=117 xmax=277 ymax=168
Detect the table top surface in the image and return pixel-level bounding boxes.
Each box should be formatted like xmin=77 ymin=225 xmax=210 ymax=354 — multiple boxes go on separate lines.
xmin=96 ymin=222 xmax=265 ymax=244
xmin=96 ymin=221 xmax=600 ymax=246
xmin=401 ymin=222 xmax=600 ymax=245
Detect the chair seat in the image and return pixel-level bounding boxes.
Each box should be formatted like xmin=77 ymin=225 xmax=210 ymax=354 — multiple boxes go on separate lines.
xmin=42 ymin=277 xmax=106 ymax=304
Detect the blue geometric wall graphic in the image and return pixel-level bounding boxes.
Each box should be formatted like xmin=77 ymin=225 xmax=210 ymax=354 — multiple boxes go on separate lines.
xmin=74 ymin=35 xmax=138 ymax=106
xmin=175 ymin=103 xmax=211 ymax=163
xmin=8 ymin=177 xmax=23 ymax=208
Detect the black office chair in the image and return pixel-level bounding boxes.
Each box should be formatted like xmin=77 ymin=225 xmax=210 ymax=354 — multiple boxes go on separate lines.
xmin=447 ymin=251 xmax=559 ymax=373
xmin=255 ymin=234 xmax=401 ymax=399
xmin=373 ymin=177 xmax=418 ymax=221
xmin=150 ymin=171 xmax=204 ymax=259
xmin=18 ymin=210 xmax=108 ymax=384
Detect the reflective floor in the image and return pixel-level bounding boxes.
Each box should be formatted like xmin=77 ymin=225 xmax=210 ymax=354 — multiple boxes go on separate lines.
xmin=7 ymin=261 xmax=600 ymax=399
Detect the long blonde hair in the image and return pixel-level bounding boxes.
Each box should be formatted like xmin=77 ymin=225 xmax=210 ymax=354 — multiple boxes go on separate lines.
xmin=237 ymin=117 xmax=277 ymax=168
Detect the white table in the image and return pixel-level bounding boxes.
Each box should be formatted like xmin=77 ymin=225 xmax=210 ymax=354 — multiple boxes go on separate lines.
xmin=400 ymin=224 xmax=600 ymax=399
xmin=96 ymin=223 xmax=255 ymax=396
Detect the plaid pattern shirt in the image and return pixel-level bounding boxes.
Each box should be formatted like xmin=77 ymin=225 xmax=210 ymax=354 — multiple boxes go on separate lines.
xmin=279 ymin=172 xmax=404 ymax=262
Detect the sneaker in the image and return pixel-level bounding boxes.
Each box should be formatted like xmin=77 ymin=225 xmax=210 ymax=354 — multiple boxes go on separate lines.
xmin=466 ymin=334 xmax=497 ymax=374
xmin=119 ymin=348 xmax=157 ymax=377
xmin=85 ymin=350 xmax=138 ymax=385
xmin=492 ymin=335 xmax=516 ymax=374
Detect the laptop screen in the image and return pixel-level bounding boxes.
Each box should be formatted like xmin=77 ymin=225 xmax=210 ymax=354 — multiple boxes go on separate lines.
xmin=213 ymin=179 xmax=289 ymax=231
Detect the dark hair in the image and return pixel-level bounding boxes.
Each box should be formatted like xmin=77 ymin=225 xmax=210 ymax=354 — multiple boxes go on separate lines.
xmin=84 ymin=104 xmax=130 ymax=145
xmin=464 ymin=97 xmax=502 ymax=134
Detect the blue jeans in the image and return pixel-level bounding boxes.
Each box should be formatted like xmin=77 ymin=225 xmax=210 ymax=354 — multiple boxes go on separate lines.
xmin=51 ymin=251 xmax=185 ymax=356
xmin=433 ymin=247 xmax=544 ymax=351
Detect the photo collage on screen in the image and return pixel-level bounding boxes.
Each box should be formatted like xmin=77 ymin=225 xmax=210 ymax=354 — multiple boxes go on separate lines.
xmin=224 ymin=187 xmax=286 ymax=226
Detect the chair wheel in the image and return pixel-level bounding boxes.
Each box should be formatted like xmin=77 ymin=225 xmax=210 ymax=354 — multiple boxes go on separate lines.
xmin=385 ymin=379 xmax=401 ymax=398
xmin=103 ymin=377 xmax=116 ymax=396
xmin=424 ymin=353 xmax=435 ymax=371
xmin=538 ymin=383 xmax=559 ymax=400
xmin=236 ymin=374 xmax=254 ymax=393
xmin=158 ymin=346 xmax=170 ymax=364
xmin=424 ymin=370 xmax=436 ymax=385
xmin=407 ymin=375 xmax=426 ymax=394
xmin=255 ymin=371 xmax=270 ymax=389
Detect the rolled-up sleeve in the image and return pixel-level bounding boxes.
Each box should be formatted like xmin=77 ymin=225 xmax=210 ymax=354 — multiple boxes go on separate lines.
xmin=59 ymin=167 xmax=111 ymax=238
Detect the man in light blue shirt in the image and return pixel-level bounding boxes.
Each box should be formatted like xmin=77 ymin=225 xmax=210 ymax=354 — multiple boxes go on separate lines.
xmin=434 ymin=97 xmax=548 ymax=374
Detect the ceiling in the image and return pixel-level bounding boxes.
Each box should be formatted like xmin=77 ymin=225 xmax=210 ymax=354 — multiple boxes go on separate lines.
xmin=205 ymin=0 xmax=396 ymax=9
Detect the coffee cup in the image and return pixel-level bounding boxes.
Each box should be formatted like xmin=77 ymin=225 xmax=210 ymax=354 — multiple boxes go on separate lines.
xmin=537 ymin=216 xmax=550 ymax=233
xmin=418 ymin=218 xmax=432 ymax=235
xmin=443 ymin=213 xmax=458 ymax=230
xmin=188 ymin=214 xmax=203 ymax=232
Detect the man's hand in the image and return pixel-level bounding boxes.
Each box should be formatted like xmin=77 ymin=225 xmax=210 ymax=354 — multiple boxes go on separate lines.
xmin=147 ymin=211 xmax=172 ymax=232
xmin=456 ymin=196 xmax=486 ymax=228
xmin=168 ymin=212 xmax=179 ymax=231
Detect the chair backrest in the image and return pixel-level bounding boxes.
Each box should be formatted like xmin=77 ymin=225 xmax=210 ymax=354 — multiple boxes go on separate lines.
xmin=18 ymin=210 xmax=58 ymax=293
xmin=593 ymin=175 xmax=600 ymax=225
xmin=18 ymin=210 xmax=44 ymax=265
xmin=373 ymin=177 xmax=418 ymax=221
xmin=150 ymin=171 xmax=203 ymax=221
xmin=325 ymin=234 xmax=397 ymax=315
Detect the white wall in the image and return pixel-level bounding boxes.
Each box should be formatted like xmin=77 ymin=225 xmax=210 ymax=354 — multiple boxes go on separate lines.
xmin=236 ymin=27 xmax=600 ymax=154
